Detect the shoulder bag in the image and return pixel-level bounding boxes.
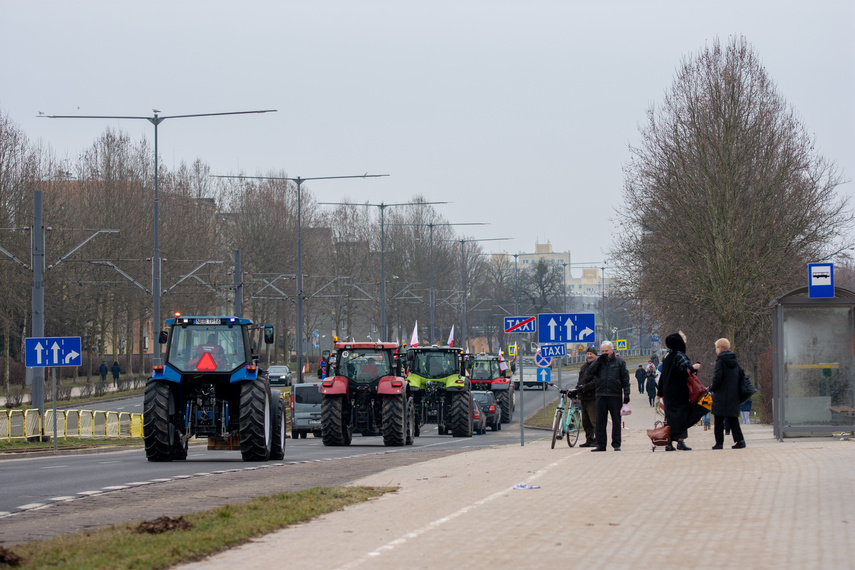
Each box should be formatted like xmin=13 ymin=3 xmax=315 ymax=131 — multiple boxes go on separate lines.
xmin=686 ymin=369 xmax=707 ymax=404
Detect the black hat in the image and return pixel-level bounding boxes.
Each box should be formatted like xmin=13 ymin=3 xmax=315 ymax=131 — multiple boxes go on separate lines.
xmin=665 ymin=332 xmax=686 ymax=353
xmin=586 ymin=346 xmax=598 ymax=355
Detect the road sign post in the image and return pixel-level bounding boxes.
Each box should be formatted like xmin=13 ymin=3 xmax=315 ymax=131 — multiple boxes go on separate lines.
xmin=505 ymin=315 xmax=536 ymax=449
xmin=25 ymin=337 xmax=82 ymax=452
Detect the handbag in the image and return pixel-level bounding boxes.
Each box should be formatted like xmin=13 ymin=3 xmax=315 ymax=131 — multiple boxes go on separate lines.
xmin=697 ymin=391 xmax=713 ymax=411
xmin=686 ymin=369 xmax=707 ymax=404
xmin=738 ymin=368 xmax=757 ymax=404
xmin=647 ymin=421 xmax=671 ymax=446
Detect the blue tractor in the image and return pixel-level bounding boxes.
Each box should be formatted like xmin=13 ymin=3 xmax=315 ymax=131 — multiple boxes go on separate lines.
xmin=144 ymin=316 xmax=285 ymax=462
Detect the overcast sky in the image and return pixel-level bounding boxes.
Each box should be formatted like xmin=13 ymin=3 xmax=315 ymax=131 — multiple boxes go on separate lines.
xmin=2 ymin=1 xmax=853 ymax=276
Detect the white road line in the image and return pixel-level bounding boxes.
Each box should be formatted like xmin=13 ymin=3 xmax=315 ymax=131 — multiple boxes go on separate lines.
xmin=150 ymin=478 xmax=173 ymax=482
xmin=340 ymin=452 xmax=579 ymax=569
xmin=16 ymin=503 xmax=46 ymax=510
xmin=77 ymin=491 xmax=103 ymax=496
xmin=48 ymin=496 xmax=75 ymax=501
xmin=39 ymin=465 xmax=66 ymax=469
xmin=126 ymin=481 xmax=151 ymax=486
xmin=102 ymin=486 xmax=129 ymax=491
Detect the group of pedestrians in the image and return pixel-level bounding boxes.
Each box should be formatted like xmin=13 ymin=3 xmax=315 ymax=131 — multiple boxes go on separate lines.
xmin=99 ymin=359 xmax=122 ymax=386
xmin=573 ymin=332 xmax=751 ymax=452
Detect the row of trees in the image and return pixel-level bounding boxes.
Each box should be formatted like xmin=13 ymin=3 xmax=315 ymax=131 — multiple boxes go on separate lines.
xmin=0 ymin=112 xmax=577 ymax=387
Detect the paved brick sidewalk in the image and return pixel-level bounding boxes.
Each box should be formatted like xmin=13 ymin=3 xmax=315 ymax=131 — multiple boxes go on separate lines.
xmin=182 ymin=398 xmax=855 ymax=570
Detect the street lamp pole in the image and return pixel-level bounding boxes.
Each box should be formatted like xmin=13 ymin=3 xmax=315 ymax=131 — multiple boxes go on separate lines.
xmin=320 ymin=201 xmax=446 ymax=343
xmin=214 ymin=174 xmax=388 ymax=384
xmin=42 ymin=108 xmax=276 ymax=366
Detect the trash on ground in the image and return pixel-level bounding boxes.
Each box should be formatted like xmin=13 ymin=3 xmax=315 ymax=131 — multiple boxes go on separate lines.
xmin=513 ymin=484 xmax=541 ymax=490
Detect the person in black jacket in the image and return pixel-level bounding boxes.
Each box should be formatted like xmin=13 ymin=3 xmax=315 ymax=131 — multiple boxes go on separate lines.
xmin=658 ymin=332 xmax=700 ymax=451
xmin=709 ymin=338 xmax=746 ymax=449
xmin=573 ymin=346 xmax=599 ymax=447
xmin=586 ymin=341 xmax=630 ymax=452
xmin=634 ymin=364 xmax=646 ymax=394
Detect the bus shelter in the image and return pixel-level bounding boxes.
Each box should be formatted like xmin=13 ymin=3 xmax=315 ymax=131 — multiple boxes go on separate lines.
xmin=771 ymin=286 xmax=855 ymax=440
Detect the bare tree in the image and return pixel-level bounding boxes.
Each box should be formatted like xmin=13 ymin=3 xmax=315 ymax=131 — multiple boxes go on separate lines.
xmin=614 ymin=36 xmax=852 ymax=369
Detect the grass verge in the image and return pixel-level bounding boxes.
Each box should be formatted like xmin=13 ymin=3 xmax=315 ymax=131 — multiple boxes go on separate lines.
xmin=1 ymin=486 xmax=394 ymax=569
xmin=525 ymin=400 xmax=559 ymax=430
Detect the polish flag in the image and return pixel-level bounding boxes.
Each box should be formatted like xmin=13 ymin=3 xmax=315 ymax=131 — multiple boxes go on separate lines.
xmin=498 ymin=350 xmax=508 ymax=372
xmin=447 ymin=325 xmax=455 ymax=347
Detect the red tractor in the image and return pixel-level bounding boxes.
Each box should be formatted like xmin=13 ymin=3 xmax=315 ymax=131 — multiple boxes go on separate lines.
xmin=319 ymin=341 xmax=415 ymax=447
xmin=466 ymin=353 xmax=515 ymax=423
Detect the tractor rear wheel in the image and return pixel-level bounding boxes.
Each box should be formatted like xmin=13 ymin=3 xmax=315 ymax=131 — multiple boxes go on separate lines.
xmin=451 ymin=391 xmax=473 ymax=437
xmin=270 ymin=394 xmax=286 ymax=460
xmin=239 ymin=379 xmax=272 ymax=461
xmin=322 ymin=395 xmax=351 ymax=446
xmin=144 ymin=380 xmax=180 ymax=462
xmin=382 ymin=394 xmax=406 ymax=446
xmin=496 ymin=390 xmax=513 ymax=423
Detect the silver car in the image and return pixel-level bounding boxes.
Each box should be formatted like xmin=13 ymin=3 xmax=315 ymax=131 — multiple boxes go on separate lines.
xmin=291 ymin=382 xmax=323 ymax=439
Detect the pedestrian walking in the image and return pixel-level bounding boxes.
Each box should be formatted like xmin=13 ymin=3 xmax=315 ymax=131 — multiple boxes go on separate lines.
xmin=99 ymin=360 xmax=108 ymax=383
xmin=645 ymin=368 xmax=658 ymax=406
xmin=741 ymin=397 xmax=752 ymax=425
xmin=573 ymin=346 xmax=599 ymax=447
xmin=587 ymin=341 xmax=630 ymax=452
xmin=657 ymin=332 xmax=700 ymax=451
xmin=111 ymin=360 xmax=121 ymax=387
xmin=651 ymin=352 xmax=659 ymax=368
xmin=710 ymin=338 xmax=746 ymax=449
xmin=635 ymin=364 xmax=646 ymax=394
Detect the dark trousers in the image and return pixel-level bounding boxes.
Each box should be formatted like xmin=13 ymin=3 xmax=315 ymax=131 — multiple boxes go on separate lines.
xmin=580 ymin=398 xmax=597 ymax=444
xmin=637 ymin=379 xmax=645 ymax=393
xmin=595 ymin=396 xmax=622 ymax=449
xmin=714 ymin=415 xmax=744 ymax=445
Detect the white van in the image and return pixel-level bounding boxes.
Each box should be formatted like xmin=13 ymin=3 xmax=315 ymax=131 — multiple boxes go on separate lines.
xmin=290 ymin=382 xmax=323 ymax=438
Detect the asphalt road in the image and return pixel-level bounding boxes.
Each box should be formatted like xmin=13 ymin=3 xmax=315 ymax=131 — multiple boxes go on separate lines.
xmin=0 ymin=386 xmax=559 ymax=519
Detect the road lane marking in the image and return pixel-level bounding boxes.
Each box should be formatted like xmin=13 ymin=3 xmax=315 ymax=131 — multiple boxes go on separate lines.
xmin=16 ymin=503 xmax=46 ymax=510
xmin=341 ymin=451 xmax=581 ymax=569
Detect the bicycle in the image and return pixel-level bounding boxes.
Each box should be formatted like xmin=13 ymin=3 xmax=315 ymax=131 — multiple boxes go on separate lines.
xmin=549 ymin=384 xmax=582 ymax=448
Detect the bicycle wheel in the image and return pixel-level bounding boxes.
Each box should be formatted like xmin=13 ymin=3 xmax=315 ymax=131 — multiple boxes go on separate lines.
xmin=551 ymin=408 xmax=563 ymax=449
xmin=566 ymin=408 xmax=581 ymax=447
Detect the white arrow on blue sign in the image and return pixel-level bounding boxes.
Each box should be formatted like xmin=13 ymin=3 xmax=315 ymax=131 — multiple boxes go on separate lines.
xmin=539 ymin=344 xmax=566 ymax=357
xmin=25 ymin=337 xmax=82 ymax=367
xmin=537 ymin=368 xmax=551 ymax=383
xmin=537 ymin=313 xmax=596 ymax=344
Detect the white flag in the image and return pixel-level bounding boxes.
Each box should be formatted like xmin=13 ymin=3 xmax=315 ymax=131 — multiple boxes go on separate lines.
xmin=498 ymin=349 xmax=508 ymax=372
xmin=410 ymin=321 xmax=419 ymax=347
xmin=447 ymin=325 xmax=455 ymax=347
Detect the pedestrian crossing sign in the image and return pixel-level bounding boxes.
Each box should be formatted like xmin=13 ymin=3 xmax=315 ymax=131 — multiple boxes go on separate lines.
xmin=616 ymin=339 xmax=627 ymax=351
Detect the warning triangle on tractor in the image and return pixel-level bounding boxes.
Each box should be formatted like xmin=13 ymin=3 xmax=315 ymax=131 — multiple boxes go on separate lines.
xmin=196 ymin=352 xmax=218 ymax=371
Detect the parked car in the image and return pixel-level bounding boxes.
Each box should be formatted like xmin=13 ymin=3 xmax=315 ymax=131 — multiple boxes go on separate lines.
xmin=471 ymin=398 xmax=487 ymax=435
xmin=472 ymin=390 xmax=501 ymax=431
xmin=291 ymin=382 xmax=322 ymax=438
xmin=268 ymin=365 xmax=292 ymax=387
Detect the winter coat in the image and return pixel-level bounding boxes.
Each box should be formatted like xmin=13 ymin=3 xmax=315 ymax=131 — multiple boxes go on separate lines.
xmin=587 ymin=354 xmax=631 ymax=400
xmin=645 ymin=373 xmax=658 ymax=397
xmin=99 ymin=363 xmax=108 ymax=379
xmin=635 ymin=368 xmax=646 ymax=383
xmin=658 ymin=342 xmax=693 ymax=438
xmin=710 ymin=350 xmax=742 ymax=417
xmin=575 ymin=361 xmax=597 ymax=401
xmin=111 ymin=361 xmax=121 ymax=379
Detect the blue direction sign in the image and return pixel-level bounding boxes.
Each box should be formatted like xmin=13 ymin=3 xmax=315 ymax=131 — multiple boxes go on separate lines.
xmin=504 ymin=316 xmax=536 ymax=334
xmin=808 ymin=263 xmax=834 ymax=298
xmin=537 ymin=313 xmax=596 ymax=344
xmin=539 ymin=344 xmax=566 ymax=358
xmin=25 ymin=337 xmax=82 ymax=367
xmin=536 ymin=368 xmax=551 ymax=383
xmin=534 ymin=351 xmax=552 ymax=368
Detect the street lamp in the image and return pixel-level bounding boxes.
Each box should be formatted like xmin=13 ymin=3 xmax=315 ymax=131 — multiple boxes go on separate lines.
xmin=41 ymin=108 xmax=276 ymax=365
xmin=319 ymin=200 xmax=446 ymax=343
xmin=213 ymin=173 xmax=388 ymax=384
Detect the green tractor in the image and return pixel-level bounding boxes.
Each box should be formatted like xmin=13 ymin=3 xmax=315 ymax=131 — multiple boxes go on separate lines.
xmin=405 ymin=345 xmax=472 ymax=437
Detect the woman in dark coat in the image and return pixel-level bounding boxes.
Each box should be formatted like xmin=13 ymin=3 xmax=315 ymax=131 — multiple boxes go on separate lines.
xmin=709 ymin=337 xmax=745 ymax=449
xmin=657 ymin=332 xmax=698 ymax=451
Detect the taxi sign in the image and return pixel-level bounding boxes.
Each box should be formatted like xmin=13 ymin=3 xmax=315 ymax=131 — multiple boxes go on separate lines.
xmin=504 ymin=316 xmax=536 ymax=334
xmin=539 ymin=344 xmax=566 ymax=357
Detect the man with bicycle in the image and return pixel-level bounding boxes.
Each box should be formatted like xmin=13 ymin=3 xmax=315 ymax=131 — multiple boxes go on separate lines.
xmin=573 ymin=346 xmax=599 ymax=447
xmin=587 ymin=340 xmax=631 ymax=452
